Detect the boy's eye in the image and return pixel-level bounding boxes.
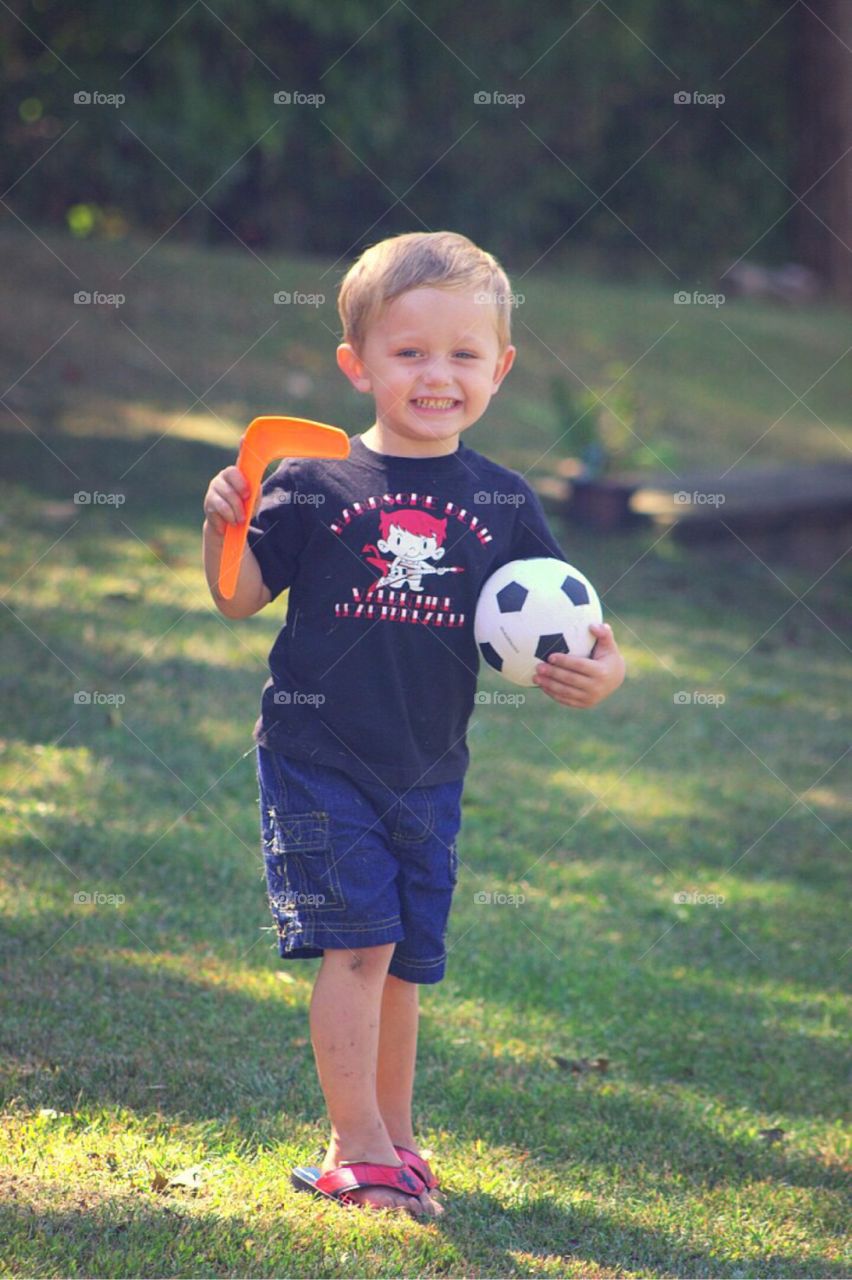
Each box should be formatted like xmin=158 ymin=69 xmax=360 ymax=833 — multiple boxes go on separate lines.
xmin=396 ymin=349 xmax=477 ymax=358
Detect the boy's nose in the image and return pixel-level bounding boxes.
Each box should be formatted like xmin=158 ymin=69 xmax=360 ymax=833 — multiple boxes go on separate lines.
xmin=421 ymin=360 xmax=454 ymax=387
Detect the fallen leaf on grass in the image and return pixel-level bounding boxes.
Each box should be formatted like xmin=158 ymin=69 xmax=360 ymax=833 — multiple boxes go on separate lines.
xmin=151 ymin=1164 xmax=208 ymax=1193
xmin=553 ymin=1055 xmax=609 ymax=1074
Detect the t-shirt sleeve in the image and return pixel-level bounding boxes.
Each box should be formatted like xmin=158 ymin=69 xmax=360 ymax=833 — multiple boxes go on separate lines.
xmin=245 ymin=462 xmax=306 ymax=600
xmin=510 ymin=474 xmax=568 ymax=562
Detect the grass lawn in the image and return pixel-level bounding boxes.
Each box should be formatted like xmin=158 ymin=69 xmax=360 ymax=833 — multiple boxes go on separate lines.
xmin=0 ymin=225 xmax=850 ymax=1278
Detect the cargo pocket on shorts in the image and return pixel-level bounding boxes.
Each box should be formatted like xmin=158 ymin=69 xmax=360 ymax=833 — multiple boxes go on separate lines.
xmin=270 ymin=810 xmax=345 ymax=913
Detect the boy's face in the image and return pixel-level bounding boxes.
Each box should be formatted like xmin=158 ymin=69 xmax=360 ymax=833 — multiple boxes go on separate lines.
xmin=337 ymin=285 xmax=516 ymax=456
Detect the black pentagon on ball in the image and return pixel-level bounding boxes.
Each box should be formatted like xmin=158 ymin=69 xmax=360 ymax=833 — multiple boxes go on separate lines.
xmin=496 ymin=581 xmax=528 ymax=613
xmin=478 ymin=640 xmax=503 ymax=672
xmin=535 ymin=633 xmax=570 ymax=660
xmin=561 ymin=573 xmax=590 ymax=606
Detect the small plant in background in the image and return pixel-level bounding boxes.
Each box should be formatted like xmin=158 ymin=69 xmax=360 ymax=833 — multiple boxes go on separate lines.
xmin=549 ymin=376 xmax=608 ymax=476
xmin=550 ymin=372 xmax=678 ymax=478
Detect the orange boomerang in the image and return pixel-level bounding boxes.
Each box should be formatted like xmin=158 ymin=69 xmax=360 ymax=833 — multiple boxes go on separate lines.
xmin=218 ymin=415 xmax=350 ymax=599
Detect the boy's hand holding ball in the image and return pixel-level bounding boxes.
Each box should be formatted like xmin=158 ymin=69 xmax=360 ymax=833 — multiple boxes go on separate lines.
xmin=474 ymin=557 xmax=625 ymax=710
xmin=533 ymin=622 xmax=625 ymax=709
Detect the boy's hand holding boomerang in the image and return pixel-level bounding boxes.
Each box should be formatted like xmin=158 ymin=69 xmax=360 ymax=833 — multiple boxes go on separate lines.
xmin=202 ymin=416 xmax=350 ymax=600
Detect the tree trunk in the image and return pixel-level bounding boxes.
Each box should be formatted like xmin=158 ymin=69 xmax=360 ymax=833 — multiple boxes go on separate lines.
xmin=794 ymin=0 xmax=852 ymax=304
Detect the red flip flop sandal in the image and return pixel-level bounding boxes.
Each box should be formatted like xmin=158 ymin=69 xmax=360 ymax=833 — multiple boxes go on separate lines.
xmin=394 ymin=1144 xmax=439 ymax=1190
xmin=290 ymin=1160 xmax=427 ymax=1210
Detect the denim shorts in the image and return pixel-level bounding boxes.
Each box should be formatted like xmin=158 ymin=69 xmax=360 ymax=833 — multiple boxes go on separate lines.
xmin=256 ymin=746 xmax=464 ymax=984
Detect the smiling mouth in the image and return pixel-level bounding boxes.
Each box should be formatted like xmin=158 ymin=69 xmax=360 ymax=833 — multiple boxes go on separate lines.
xmin=411 ymin=397 xmax=460 ymax=410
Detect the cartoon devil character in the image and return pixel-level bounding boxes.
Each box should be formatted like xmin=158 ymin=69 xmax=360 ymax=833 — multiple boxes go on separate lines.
xmin=362 ymin=509 xmax=463 ymax=593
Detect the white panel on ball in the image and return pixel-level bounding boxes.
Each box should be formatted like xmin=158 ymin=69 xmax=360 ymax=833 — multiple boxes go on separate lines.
xmin=474 ymin=558 xmax=603 ymax=687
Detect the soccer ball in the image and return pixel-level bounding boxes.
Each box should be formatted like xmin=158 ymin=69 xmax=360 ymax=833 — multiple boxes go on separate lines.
xmin=475 ymin=557 xmax=603 ymax=687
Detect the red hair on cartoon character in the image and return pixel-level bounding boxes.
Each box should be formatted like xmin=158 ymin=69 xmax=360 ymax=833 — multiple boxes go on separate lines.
xmin=362 ymin=508 xmax=449 ymax=585
xmin=378 ymin=509 xmax=447 ymax=544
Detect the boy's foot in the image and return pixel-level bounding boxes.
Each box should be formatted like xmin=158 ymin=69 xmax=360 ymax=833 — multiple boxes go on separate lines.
xmin=327 ymin=1158 xmax=443 ymax=1215
xmin=393 ymin=1143 xmax=439 ymax=1191
xmin=342 ymin=1177 xmax=443 ymax=1216
xmin=337 ymin=1146 xmax=440 ymax=1213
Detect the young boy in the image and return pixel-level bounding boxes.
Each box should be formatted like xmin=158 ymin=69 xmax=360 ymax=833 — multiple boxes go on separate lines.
xmin=202 ymin=231 xmax=625 ymax=1217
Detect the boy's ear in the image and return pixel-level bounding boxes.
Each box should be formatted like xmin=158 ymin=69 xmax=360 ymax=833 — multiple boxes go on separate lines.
xmin=337 ymin=343 xmax=372 ymax=393
xmin=492 ymin=343 xmax=517 ymax=392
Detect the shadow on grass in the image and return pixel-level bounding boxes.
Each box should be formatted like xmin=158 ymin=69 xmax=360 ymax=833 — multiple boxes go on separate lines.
xmin=4 ymin=579 xmax=847 ymax=900
xmin=0 ymin=421 xmax=240 ymax=522
xmin=3 ymin=413 xmax=849 ymax=1276
xmin=436 ymin=1190 xmax=847 ymax=1279
xmin=1 ymin=942 xmax=846 ymax=1194
xmin=0 ymin=1182 xmax=846 ymax=1279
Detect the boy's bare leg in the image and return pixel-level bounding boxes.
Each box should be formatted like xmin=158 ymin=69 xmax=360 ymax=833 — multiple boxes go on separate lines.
xmin=376 ymin=973 xmax=421 ymax=1151
xmin=310 ymin=943 xmax=439 ymax=1214
xmin=377 ymin=973 xmax=443 ymax=1210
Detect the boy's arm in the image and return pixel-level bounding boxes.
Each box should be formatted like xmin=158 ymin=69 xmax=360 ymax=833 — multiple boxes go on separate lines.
xmin=202 ymin=518 xmax=270 ymax=619
xmin=202 ymin=463 xmax=270 ymax=619
xmin=508 ymin=476 xmax=626 ymax=708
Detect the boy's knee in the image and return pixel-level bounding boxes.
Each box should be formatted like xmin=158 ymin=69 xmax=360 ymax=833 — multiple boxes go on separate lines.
xmin=324 ymin=942 xmax=394 ymax=974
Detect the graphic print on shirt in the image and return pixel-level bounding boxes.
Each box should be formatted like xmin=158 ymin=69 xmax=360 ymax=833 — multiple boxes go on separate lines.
xmin=329 ymin=491 xmax=492 ymax=629
xmin=363 ymin=508 xmax=460 ymax=593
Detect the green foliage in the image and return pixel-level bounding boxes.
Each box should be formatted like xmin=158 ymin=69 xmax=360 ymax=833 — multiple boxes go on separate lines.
xmin=1 ymin=0 xmax=795 ymax=273
xmin=550 ymin=371 xmax=670 ymax=477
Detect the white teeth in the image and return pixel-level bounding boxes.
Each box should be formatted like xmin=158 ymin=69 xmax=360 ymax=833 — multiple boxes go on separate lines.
xmin=414 ymin=398 xmax=456 ymax=409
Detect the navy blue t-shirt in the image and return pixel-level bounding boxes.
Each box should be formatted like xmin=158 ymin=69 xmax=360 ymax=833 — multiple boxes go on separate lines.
xmin=247 ymin=433 xmax=567 ymax=787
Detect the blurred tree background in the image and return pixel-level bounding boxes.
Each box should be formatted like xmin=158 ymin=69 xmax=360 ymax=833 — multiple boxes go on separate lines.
xmin=1 ymin=0 xmax=850 ymax=298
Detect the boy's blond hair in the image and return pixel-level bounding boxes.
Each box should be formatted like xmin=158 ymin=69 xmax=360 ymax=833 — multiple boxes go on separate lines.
xmin=337 ymin=231 xmax=514 ymax=354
